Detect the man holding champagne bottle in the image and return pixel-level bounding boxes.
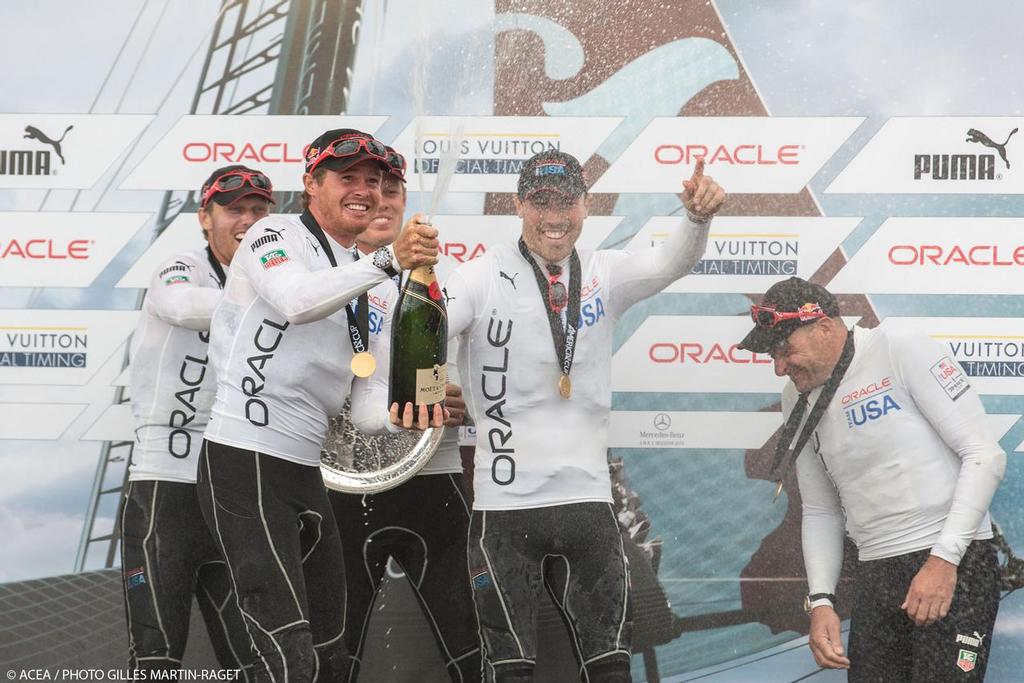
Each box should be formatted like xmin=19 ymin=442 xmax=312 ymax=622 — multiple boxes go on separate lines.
xmin=326 ymin=147 xmax=482 ymax=682
xmin=197 ymin=128 xmax=441 ymax=682
xmin=442 ymin=151 xmax=725 ymax=682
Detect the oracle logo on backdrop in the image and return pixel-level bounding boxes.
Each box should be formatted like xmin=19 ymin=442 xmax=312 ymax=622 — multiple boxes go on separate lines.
xmin=653 ymin=143 xmax=802 ymax=167
xmin=828 ymin=218 xmax=1024 ymax=296
xmin=0 ymin=212 xmax=147 ymax=288
xmin=121 ymin=115 xmax=386 ymax=191
xmin=647 ymin=341 xmax=772 ymax=365
xmin=592 ymin=117 xmax=862 ymax=194
xmin=181 ymin=141 xmax=307 ymax=164
xmin=611 ymin=315 xmax=863 ymax=393
xmin=0 ymin=238 xmax=91 ymax=260
xmin=886 ymin=243 xmax=1024 ymax=267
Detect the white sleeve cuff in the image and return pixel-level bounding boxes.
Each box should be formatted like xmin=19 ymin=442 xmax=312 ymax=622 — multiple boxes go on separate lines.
xmin=809 ymin=597 xmax=835 ymax=611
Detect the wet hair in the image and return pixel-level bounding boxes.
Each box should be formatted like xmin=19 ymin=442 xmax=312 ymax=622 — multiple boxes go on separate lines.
xmin=300 ymin=167 xmax=328 ymax=211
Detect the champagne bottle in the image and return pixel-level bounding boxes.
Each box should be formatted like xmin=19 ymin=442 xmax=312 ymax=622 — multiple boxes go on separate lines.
xmin=389 ymin=265 xmax=448 ymax=410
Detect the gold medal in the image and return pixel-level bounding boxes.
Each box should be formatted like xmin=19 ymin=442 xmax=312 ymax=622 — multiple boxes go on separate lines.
xmin=350 ymin=351 xmax=377 ymax=378
xmin=558 ymin=373 xmax=572 ymax=399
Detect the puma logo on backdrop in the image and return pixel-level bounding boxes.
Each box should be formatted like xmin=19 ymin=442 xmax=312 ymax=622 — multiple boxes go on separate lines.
xmin=966 ymin=127 xmax=1018 ymax=169
xmin=24 ymin=125 xmax=73 ymax=164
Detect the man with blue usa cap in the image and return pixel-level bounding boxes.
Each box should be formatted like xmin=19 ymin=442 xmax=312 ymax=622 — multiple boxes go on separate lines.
xmin=443 ymin=149 xmax=724 ymax=682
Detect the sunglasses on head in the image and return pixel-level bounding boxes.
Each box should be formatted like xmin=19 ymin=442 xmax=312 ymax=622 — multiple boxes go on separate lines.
xmin=750 ymin=303 xmax=827 ymax=328
xmin=201 ymin=170 xmax=272 ymax=208
xmin=307 ymin=135 xmax=389 ymax=174
xmin=385 ymin=149 xmax=407 ymax=178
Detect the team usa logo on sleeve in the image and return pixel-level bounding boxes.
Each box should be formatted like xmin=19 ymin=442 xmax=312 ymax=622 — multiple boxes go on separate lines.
xmin=930 ymin=356 xmax=971 ymax=401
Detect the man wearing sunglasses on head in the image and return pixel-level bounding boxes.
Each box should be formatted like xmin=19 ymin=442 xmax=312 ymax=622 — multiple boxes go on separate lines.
xmin=737 ymin=276 xmax=1005 ymax=681
xmin=441 ymin=150 xmax=724 ymax=682
xmin=198 ymin=129 xmax=441 ymax=682
xmin=122 ymin=165 xmax=274 ymax=675
xmin=323 ymin=147 xmax=481 ymax=682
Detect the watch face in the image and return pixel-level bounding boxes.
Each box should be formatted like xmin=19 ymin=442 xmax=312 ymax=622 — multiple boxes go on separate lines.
xmin=373 ymin=248 xmax=391 ymax=271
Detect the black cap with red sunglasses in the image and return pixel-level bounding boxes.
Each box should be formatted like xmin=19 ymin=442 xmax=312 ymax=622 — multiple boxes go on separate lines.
xmin=303 ymin=128 xmax=388 ymax=174
xmin=738 ymin=276 xmax=840 ymax=353
xmin=200 ymin=164 xmax=275 ymax=209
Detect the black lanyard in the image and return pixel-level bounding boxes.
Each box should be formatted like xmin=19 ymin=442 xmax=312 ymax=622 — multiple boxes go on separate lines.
xmin=299 ymin=210 xmax=368 ymax=354
xmin=517 ymin=238 xmax=582 ymax=381
xmin=770 ymin=330 xmax=856 ymax=501
xmin=205 ymin=245 xmax=226 ymax=288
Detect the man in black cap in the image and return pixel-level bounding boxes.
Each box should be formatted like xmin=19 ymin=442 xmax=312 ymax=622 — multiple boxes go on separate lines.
xmin=442 ymin=150 xmax=724 ymax=682
xmin=122 ymin=164 xmax=274 ymax=674
xmin=738 ymin=276 xmax=1005 ymax=681
xmin=198 ymin=129 xmax=441 ymax=682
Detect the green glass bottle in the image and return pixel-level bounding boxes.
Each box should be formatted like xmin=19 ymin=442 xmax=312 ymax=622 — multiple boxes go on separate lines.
xmin=389 ymin=265 xmax=448 ymax=410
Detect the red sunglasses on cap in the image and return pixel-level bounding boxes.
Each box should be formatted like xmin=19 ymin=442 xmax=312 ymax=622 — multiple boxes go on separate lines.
xmin=201 ymin=170 xmax=272 ymax=208
xmin=750 ymin=303 xmax=828 ymax=328
xmin=306 ymin=135 xmax=389 ymax=174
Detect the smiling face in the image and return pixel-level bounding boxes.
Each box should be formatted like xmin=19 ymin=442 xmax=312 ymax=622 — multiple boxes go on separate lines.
xmin=200 ymin=195 xmax=272 ymax=265
xmin=303 ymin=159 xmax=383 ymax=246
xmin=514 ymin=190 xmax=589 ymax=263
xmin=769 ymin=318 xmax=844 ymax=393
xmin=357 ymin=175 xmax=405 ymax=253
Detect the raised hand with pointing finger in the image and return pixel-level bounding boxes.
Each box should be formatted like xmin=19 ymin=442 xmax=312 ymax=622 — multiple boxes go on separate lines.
xmin=681 ymin=157 xmax=725 ymax=219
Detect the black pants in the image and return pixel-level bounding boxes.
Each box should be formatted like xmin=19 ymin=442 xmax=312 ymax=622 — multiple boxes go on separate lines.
xmin=197 ymin=440 xmax=348 ymax=683
xmin=120 ymin=480 xmax=253 ymax=674
xmin=329 ymin=473 xmax=481 ymax=682
xmin=848 ymin=540 xmax=1001 ymax=682
xmin=467 ymin=502 xmax=632 ymax=683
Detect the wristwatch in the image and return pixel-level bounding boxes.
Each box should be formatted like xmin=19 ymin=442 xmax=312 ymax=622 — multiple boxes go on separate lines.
xmin=803 ymin=593 xmax=836 ymax=614
xmin=371 ymin=246 xmax=400 ymax=277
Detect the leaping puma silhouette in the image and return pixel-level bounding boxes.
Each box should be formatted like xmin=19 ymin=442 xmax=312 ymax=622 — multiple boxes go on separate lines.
xmin=966 ymin=127 xmax=1018 ymax=169
xmin=23 ymin=125 xmax=73 ymax=165
xmin=499 ymin=271 xmax=519 ymax=289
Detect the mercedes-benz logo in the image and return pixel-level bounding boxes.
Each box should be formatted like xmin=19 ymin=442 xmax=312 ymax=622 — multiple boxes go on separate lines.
xmin=653 ymin=413 xmax=671 ymax=431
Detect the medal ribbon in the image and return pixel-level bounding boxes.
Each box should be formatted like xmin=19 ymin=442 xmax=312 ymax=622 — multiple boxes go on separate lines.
xmin=299 ymin=210 xmax=368 ymax=355
xmin=769 ymin=330 xmax=856 ymax=501
xmin=517 ymin=238 xmax=582 ymax=383
xmin=205 ymin=245 xmax=227 ymax=288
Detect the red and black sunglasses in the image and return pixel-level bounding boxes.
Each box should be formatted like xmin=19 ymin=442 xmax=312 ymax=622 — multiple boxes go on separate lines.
xmin=384 ymin=147 xmax=407 ymax=180
xmin=201 ymin=170 xmax=272 ymax=208
xmin=750 ymin=303 xmax=828 ymax=328
xmin=307 ymin=135 xmax=389 ymax=174
xmin=546 ymin=265 xmax=568 ymax=313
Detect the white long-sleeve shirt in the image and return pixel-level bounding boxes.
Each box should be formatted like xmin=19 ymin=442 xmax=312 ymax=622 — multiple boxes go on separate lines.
xmin=204 ymin=214 xmax=395 ymax=466
xmin=792 ymin=321 xmax=1006 ymax=601
xmin=129 ymin=248 xmax=224 ymax=483
xmin=443 ymin=214 xmax=710 ymax=510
